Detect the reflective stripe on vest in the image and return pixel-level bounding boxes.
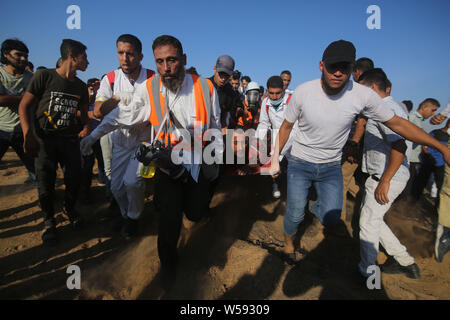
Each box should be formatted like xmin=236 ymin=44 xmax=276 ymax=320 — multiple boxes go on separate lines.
xmin=147 ymin=74 xmax=213 ymax=147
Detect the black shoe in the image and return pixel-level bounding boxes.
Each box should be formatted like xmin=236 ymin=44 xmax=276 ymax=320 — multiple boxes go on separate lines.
xmin=380 ymin=261 xmax=421 ymax=279
xmin=121 ymin=218 xmax=138 ymax=239
xmin=435 ymin=225 xmax=450 ymax=263
xmin=42 ymin=219 xmax=58 ymax=244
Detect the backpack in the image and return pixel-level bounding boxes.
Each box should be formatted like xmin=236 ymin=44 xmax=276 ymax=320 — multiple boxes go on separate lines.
xmin=106 ymin=68 xmax=155 ymax=91
xmin=265 ymin=93 xmax=292 ymax=117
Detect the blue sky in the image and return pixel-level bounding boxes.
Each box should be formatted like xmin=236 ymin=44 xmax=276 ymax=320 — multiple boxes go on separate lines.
xmin=1 ymin=0 xmax=449 ymax=127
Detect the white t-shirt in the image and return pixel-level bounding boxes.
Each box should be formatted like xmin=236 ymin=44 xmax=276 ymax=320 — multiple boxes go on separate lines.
xmin=284 ymin=79 xmax=395 ymax=163
xmin=256 ymin=93 xmax=295 ymax=158
xmin=95 ymin=67 xmax=153 ymax=148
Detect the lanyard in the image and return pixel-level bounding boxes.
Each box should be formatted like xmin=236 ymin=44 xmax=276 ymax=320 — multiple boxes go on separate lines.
xmin=150 ymin=85 xmax=181 ymax=146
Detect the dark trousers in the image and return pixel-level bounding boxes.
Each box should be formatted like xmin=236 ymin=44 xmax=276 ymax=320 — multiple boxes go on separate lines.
xmin=0 ymin=129 xmax=35 ymax=178
xmin=81 ymin=140 xmax=104 ymax=192
xmin=154 ymin=167 xmax=214 ymax=271
xmin=398 ymin=162 xmax=421 ymax=201
xmin=413 ymin=162 xmax=445 ymax=203
xmin=35 ymin=135 xmax=81 ymax=221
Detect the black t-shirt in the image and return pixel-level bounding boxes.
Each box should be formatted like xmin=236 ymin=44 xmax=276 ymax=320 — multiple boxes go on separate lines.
xmin=208 ymin=76 xmax=242 ymax=128
xmin=27 ymin=68 xmax=88 ymax=137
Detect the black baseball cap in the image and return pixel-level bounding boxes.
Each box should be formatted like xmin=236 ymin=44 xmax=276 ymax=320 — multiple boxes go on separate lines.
xmin=322 ymin=40 xmax=356 ymax=65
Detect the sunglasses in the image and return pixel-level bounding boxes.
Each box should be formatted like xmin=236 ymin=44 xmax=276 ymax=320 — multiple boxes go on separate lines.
xmin=325 ymin=62 xmax=353 ymax=73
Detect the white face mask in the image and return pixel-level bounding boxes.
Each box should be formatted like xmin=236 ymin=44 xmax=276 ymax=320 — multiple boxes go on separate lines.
xmin=447 ymin=127 xmax=450 ymax=135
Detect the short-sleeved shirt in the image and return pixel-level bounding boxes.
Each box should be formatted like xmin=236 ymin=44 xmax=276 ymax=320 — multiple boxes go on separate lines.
xmin=284 ymin=79 xmax=395 ymax=163
xmin=0 ymin=67 xmax=33 ymax=132
xmin=95 ymin=67 xmax=154 ymax=147
xmin=362 ymin=96 xmax=410 ymax=182
xmin=27 ymin=68 xmax=88 ymax=137
xmin=406 ymin=111 xmax=424 ymax=163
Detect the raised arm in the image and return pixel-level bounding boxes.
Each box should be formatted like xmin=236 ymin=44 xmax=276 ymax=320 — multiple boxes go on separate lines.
xmin=384 ymin=115 xmax=450 ymax=164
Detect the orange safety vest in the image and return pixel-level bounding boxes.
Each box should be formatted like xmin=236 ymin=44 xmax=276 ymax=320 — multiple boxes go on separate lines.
xmin=237 ymin=100 xmax=261 ymax=129
xmin=147 ymin=74 xmax=214 ymax=148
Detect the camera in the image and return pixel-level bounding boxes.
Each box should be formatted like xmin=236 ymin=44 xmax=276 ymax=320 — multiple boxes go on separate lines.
xmin=135 ymin=141 xmax=186 ymax=180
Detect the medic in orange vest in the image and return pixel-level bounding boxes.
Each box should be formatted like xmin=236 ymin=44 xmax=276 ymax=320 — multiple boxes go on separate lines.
xmin=236 ymin=81 xmax=261 ymax=130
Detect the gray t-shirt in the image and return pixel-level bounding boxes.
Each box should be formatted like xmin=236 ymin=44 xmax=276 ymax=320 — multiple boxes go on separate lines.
xmin=284 ymin=79 xmax=395 ymax=163
xmin=0 ymin=67 xmax=33 ymax=132
xmin=362 ymin=96 xmax=410 ymax=182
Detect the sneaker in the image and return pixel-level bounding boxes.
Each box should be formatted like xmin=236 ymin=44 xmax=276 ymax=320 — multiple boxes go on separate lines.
xmin=380 ymin=261 xmax=421 ymax=279
xmin=121 ymin=218 xmax=138 ymax=239
xmin=435 ymin=224 xmax=450 ymax=263
xmin=272 ymin=183 xmax=281 ymax=199
xmin=41 ymin=218 xmax=58 ymax=244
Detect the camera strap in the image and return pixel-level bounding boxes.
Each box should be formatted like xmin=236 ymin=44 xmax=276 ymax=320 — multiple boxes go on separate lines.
xmin=151 ymin=86 xmax=191 ymax=148
xmin=150 ymin=86 xmax=179 ymax=146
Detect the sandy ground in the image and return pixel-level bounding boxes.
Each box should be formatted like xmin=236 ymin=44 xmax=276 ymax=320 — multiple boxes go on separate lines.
xmin=0 ymin=148 xmax=449 ymax=300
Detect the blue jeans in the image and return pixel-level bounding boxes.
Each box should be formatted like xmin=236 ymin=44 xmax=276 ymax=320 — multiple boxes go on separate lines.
xmin=284 ymin=154 xmax=343 ymax=236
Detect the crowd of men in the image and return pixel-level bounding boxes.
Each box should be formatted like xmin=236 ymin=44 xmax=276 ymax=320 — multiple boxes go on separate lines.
xmin=1 ymin=34 xmax=449 ymax=292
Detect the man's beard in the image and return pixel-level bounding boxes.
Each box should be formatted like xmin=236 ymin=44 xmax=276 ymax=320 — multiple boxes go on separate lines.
xmin=321 ymin=73 xmax=349 ymax=95
xmin=121 ymin=65 xmax=139 ymax=75
xmin=10 ymin=59 xmax=26 ymax=73
xmin=160 ymin=67 xmax=185 ymax=93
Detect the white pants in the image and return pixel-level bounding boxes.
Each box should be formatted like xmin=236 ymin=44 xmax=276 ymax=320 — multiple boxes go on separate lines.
xmin=359 ymin=177 xmax=414 ymax=276
xmin=110 ymin=140 xmax=145 ymax=220
xmin=100 ymin=132 xmax=113 ymax=181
